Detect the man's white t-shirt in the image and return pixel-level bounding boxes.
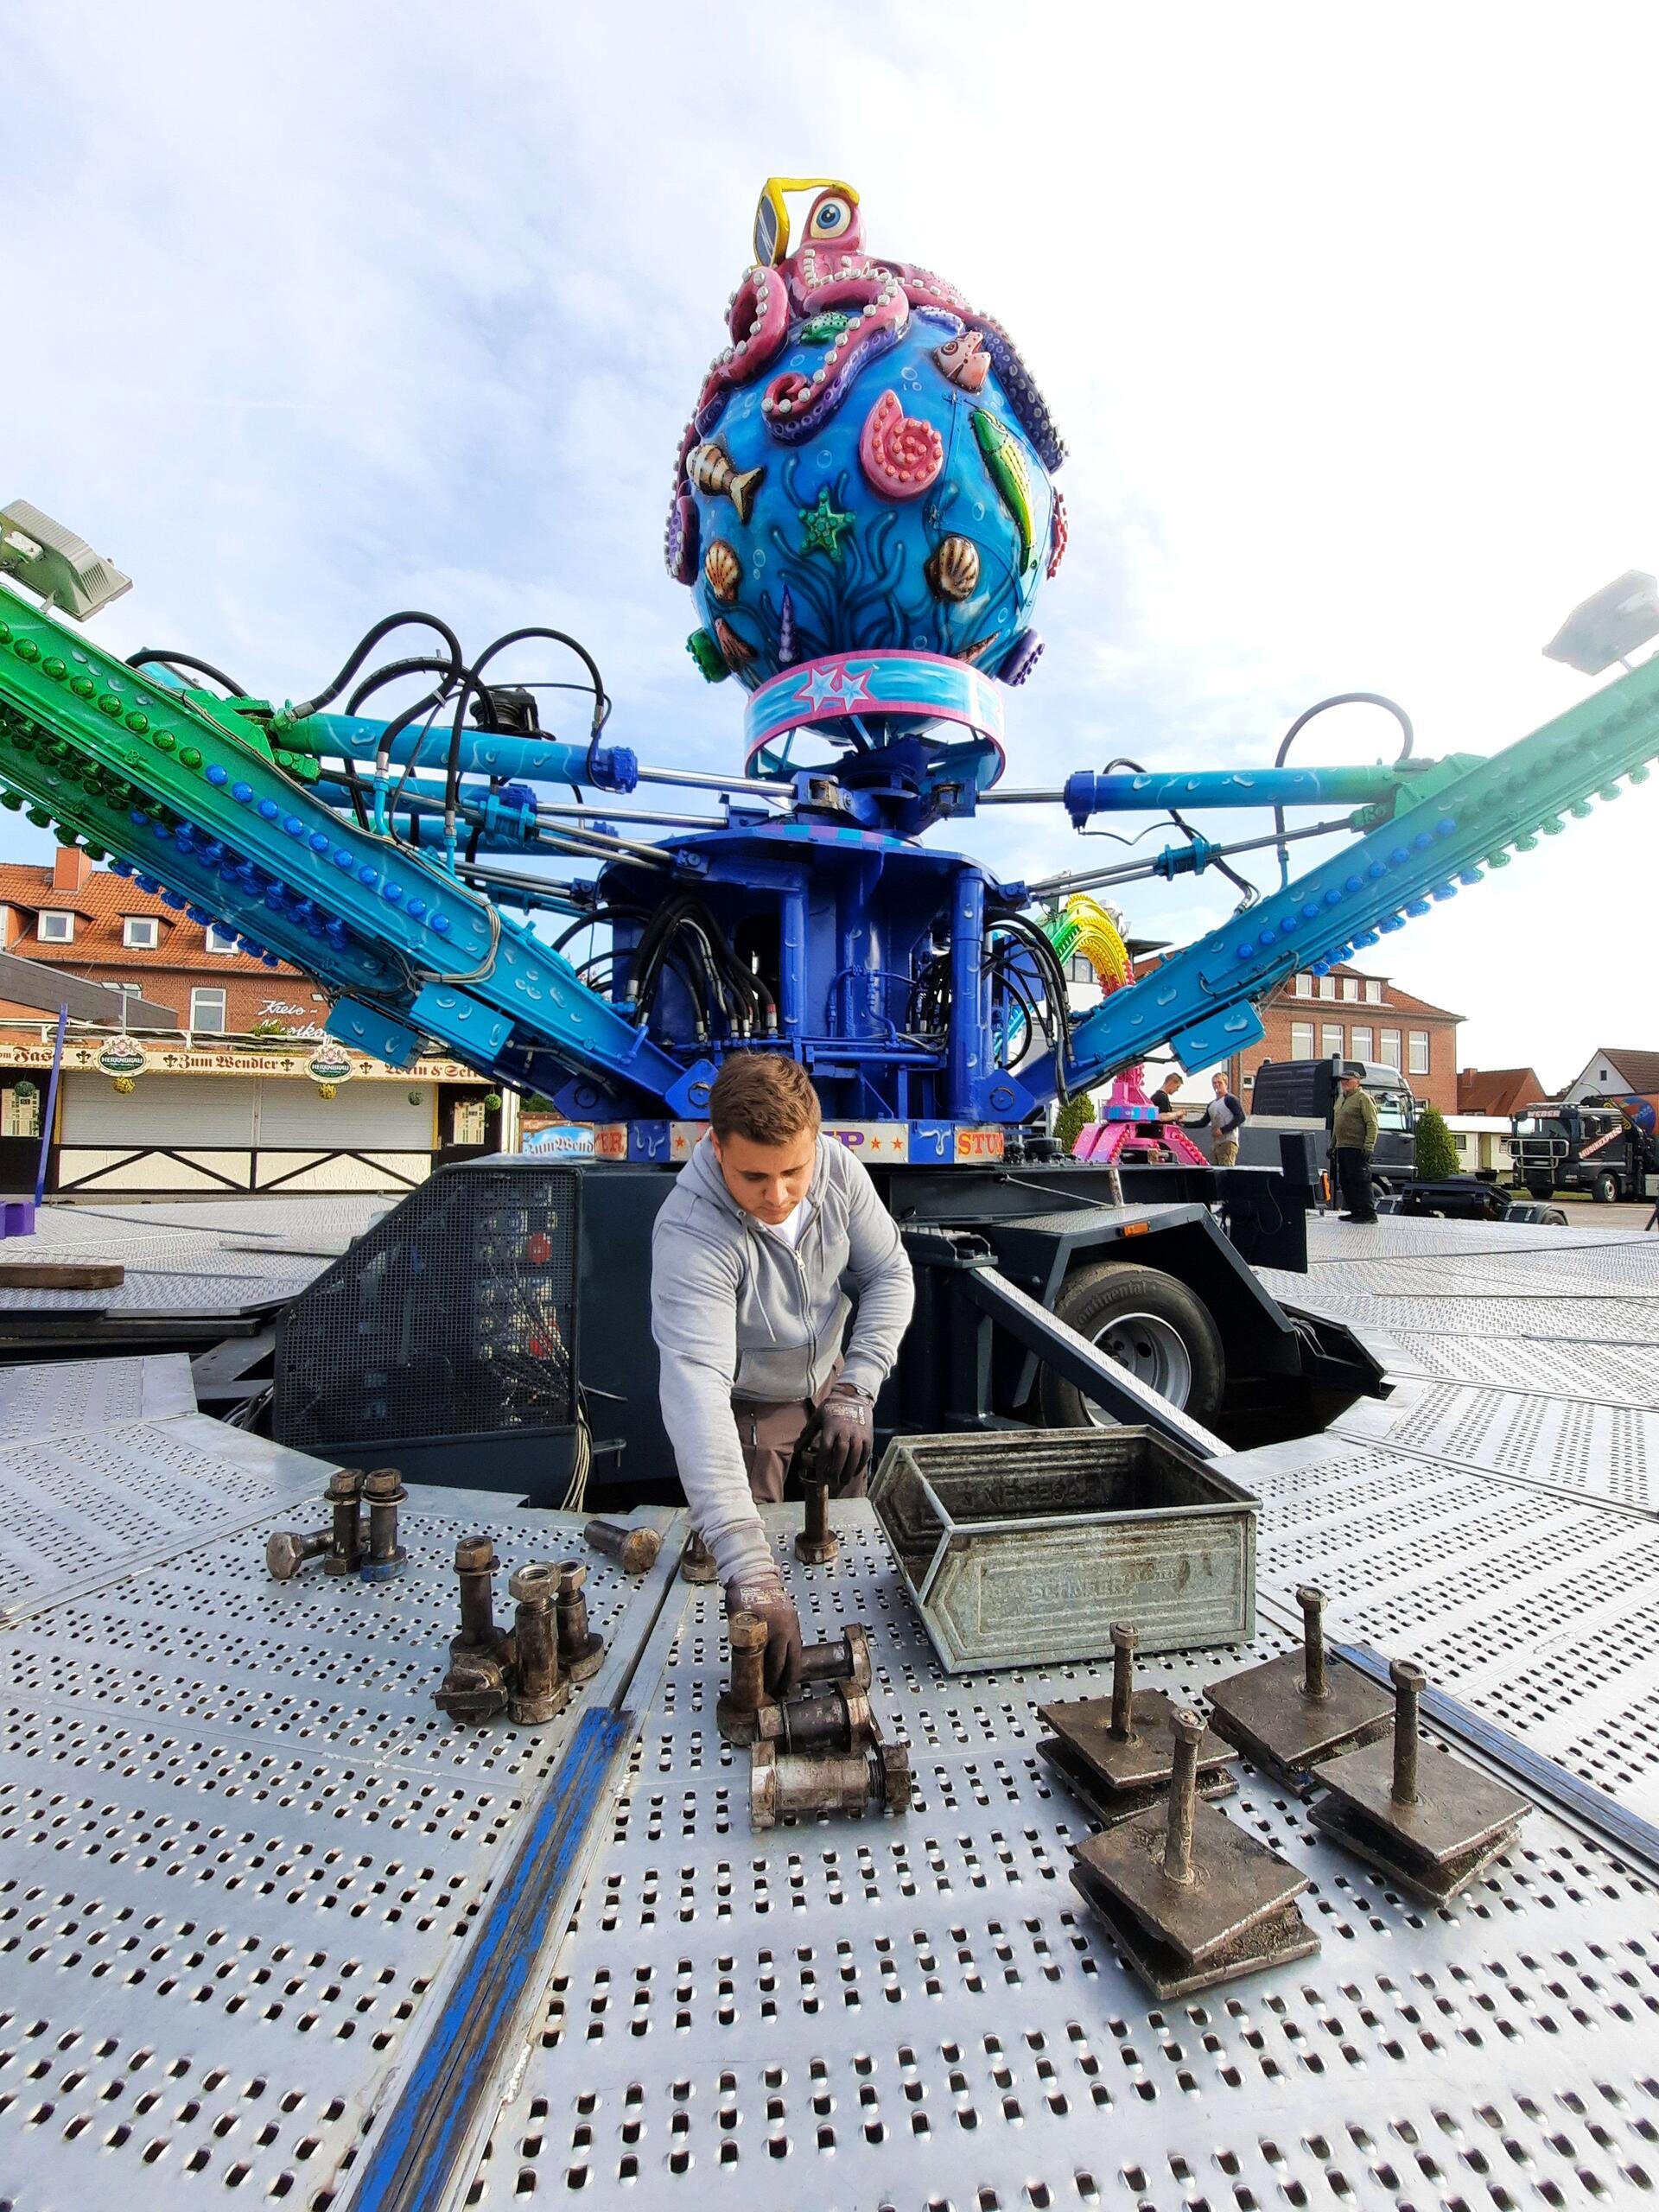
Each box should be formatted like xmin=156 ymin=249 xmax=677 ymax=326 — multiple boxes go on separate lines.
xmin=762 ymin=1199 xmax=812 ymax=1249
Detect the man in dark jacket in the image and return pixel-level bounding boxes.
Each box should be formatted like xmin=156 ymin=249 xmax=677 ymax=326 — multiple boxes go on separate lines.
xmin=1331 ymin=1070 xmax=1380 ymax=1224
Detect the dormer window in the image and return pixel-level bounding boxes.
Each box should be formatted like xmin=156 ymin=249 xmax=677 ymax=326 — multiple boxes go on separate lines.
xmin=38 ymin=912 xmax=73 ymax=944
xmin=205 ymin=926 xmax=238 ymax=954
xmin=123 ymin=916 xmax=159 ymax=950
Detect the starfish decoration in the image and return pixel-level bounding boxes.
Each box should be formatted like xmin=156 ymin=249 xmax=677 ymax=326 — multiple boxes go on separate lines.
xmin=798 ymin=663 xmax=850 ymax=712
xmin=799 ymin=487 xmax=854 ymax=561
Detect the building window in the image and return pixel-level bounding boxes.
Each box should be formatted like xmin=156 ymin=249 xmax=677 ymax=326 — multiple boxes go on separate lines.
xmin=1290 ymin=1020 xmax=1315 ymax=1058
xmin=1351 ymin=1025 xmax=1374 ymax=1060
xmin=38 ymin=912 xmax=73 ymax=944
xmin=1341 ymin=976 xmax=1359 ymax=1002
xmin=1408 ymin=1030 xmax=1430 ymax=1076
xmin=1321 ymin=1024 xmax=1344 ymax=1058
xmin=1381 ymin=1029 xmax=1402 ymax=1069
xmin=1318 ymin=976 xmax=1337 ymax=1001
xmin=1364 ymin=978 xmax=1382 ymax=1004
xmin=123 ymin=916 xmax=159 ymax=950
xmin=205 ymin=925 xmax=239 ymax=954
xmin=189 ymin=988 xmax=227 ymax=1034
xmin=1294 ymin=973 xmax=1314 ymax=998
xmin=1069 ymin=954 xmax=1095 ymax=985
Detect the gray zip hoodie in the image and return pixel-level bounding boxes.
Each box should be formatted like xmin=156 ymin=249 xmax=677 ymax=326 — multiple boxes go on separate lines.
xmin=651 ymin=1132 xmax=914 ymax=1586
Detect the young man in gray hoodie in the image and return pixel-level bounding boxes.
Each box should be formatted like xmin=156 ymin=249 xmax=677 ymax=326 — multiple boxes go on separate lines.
xmin=651 ymin=1055 xmax=914 ymax=1696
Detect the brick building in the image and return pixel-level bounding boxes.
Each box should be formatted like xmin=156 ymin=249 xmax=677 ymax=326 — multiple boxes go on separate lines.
xmin=0 ymin=843 xmax=325 ymax=1036
xmin=0 ymin=846 xmax=502 ymax=1196
xmin=1457 ymin=1066 xmax=1545 ymax=1117
xmin=1221 ymin=962 xmax=1463 ymax=1115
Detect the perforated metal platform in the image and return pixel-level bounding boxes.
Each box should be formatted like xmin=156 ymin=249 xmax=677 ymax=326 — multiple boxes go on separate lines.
xmin=4 ymin=1210 xmax=1659 ymax=2212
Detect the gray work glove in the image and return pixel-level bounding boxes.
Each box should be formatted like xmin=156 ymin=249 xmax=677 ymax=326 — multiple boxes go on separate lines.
xmin=724 ymin=1571 xmax=803 ymax=1697
xmin=818 ymin=1382 xmax=874 ymax=1497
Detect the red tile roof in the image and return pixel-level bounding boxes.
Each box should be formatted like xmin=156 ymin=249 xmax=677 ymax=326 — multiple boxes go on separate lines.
xmin=1457 ymin=1066 xmax=1544 ymax=1117
xmin=0 ymin=856 xmax=296 ymax=977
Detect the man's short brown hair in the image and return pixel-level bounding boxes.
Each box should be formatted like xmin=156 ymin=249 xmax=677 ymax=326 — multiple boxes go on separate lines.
xmin=709 ymin=1054 xmax=822 ymax=1145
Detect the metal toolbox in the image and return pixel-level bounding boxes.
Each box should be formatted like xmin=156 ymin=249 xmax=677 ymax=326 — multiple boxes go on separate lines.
xmin=870 ymin=1427 xmax=1256 ymax=1672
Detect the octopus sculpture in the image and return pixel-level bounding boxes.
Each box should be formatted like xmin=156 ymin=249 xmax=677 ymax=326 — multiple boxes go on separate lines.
xmin=665 ymin=181 xmax=1067 ymax=704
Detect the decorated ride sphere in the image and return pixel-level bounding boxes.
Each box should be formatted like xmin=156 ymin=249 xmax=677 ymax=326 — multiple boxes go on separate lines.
xmin=666 ymin=179 xmax=1067 ymax=779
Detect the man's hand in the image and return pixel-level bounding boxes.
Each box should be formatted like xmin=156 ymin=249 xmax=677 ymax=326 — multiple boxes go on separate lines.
xmin=818 ymin=1382 xmax=874 ymax=1496
xmin=725 ymin=1572 xmax=804 ymax=1697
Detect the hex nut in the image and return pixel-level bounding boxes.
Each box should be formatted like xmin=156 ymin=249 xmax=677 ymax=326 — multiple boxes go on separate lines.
xmin=878 ymin=1740 xmax=912 ymax=1814
xmin=510 ymin=1561 xmax=559 ymax=1606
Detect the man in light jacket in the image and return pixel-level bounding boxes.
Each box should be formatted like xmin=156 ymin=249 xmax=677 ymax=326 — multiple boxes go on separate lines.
xmin=651 ymin=1055 xmax=914 ymax=1694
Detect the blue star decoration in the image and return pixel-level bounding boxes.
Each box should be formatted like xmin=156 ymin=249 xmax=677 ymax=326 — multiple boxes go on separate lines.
xmin=799 ymin=487 xmax=854 ymax=561
xmin=795 ymin=662 xmax=874 ymax=713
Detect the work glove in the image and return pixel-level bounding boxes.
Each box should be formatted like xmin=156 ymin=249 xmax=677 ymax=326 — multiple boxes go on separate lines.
xmin=724 ymin=1571 xmax=804 ymax=1697
xmin=818 ymin=1382 xmax=874 ymax=1497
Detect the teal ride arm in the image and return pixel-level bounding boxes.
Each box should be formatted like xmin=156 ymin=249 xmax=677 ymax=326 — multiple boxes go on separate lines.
xmin=0 ymin=583 xmax=713 ymax=1115
xmin=1060 ymin=762 xmax=1450 ymax=827
xmin=296 ymin=710 xmax=639 ymax=792
xmin=1042 ymin=654 xmax=1659 ymax=1103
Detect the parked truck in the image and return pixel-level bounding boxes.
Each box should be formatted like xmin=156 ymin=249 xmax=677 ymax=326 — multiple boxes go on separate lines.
xmin=1240 ymin=1056 xmax=1419 ymax=1188
xmin=1510 ymin=1094 xmax=1659 ymax=1202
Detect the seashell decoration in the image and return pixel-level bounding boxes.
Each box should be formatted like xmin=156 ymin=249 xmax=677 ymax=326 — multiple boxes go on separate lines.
xmin=703 ymin=538 xmax=741 ymax=604
xmin=925 ymin=535 xmax=981 ymax=603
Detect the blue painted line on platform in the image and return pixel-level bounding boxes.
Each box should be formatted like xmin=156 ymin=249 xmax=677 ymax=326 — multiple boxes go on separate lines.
xmin=349 ymin=1704 xmax=632 ymax=2212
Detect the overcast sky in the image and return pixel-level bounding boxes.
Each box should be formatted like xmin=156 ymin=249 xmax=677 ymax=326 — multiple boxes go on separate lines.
xmin=10 ymin=3 xmax=1659 ymax=1090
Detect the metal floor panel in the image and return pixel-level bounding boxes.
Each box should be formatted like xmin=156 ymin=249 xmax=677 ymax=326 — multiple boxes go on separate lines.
xmin=461 ymin=1506 xmax=1659 ymax=2212
xmin=65 ymin=1197 xmax=391 ymax=1243
xmin=0 ymin=1471 xmax=681 ymax=2212
xmin=1303 ymin=1215 xmax=1656 ymax=1262
xmin=1263 ymin=1280 xmax=1659 ymax=1342
xmin=0 ymin=1353 xmax=195 ymax=1440
xmin=1370 ymin=1326 xmax=1659 ymax=1405
xmin=1332 ymin=1372 xmax=1659 ymax=1510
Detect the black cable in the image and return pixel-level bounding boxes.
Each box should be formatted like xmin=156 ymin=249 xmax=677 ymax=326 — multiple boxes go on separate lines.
xmin=290 ymin=612 xmax=465 ymax=721
xmin=1271 ymin=691 xmax=1414 ymax=890
xmin=444 ymin=627 xmax=608 ymax=847
xmin=125 ymin=649 xmax=249 ymax=696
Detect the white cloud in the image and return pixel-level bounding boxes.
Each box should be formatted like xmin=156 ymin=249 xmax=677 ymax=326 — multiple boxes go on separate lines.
xmin=8 ymin=0 xmax=1659 ymax=1080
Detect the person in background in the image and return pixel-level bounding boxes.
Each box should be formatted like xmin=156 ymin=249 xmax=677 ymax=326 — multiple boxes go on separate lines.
xmin=1207 ymin=1071 xmax=1246 ymax=1166
xmin=651 ymin=1055 xmax=915 ymax=1695
xmin=1148 ymin=1085 xmax=1173 ymax=1118
xmin=1331 ymin=1068 xmax=1379 ymax=1224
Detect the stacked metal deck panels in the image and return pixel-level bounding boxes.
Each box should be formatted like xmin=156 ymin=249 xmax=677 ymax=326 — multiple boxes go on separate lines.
xmin=2 ymin=1217 xmax=1657 ymax=2211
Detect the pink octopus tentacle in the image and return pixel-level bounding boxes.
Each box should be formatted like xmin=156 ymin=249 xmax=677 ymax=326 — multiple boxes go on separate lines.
xmin=762 ymin=268 xmax=911 ymax=442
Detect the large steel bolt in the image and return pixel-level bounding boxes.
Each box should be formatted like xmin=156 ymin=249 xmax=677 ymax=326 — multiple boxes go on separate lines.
xmin=556 ymin=1560 xmax=604 ymax=1683
xmin=1297 ymin=1586 xmax=1328 ymax=1702
xmin=508 ymin=1561 xmax=569 ymax=1725
xmin=1389 ymin=1658 xmax=1426 ymax=1806
xmin=1161 ymin=1707 xmax=1205 ymax=1886
xmin=1109 ymin=1623 xmax=1139 ymax=1743
xmin=266 ymin=1528 xmax=328 ymax=1581
xmin=717 ymin=1611 xmax=770 ymax=1745
xmin=795 ymin=1473 xmax=839 ymax=1566
xmin=324 ymin=1468 xmax=365 ymax=1576
xmin=795 ymin=1623 xmax=873 ymax=1692
xmin=360 ymin=1466 xmax=408 ymax=1583
xmin=680 ymin=1529 xmax=719 ymax=1584
xmin=584 ymin=1516 xmax=661 ymax=1576
xmin=454 ymin=1535 xmax=499 ymax=1648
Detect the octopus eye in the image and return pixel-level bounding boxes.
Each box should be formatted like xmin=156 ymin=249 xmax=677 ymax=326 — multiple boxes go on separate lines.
xmin=812 ymin=195 xmax=852 ymax=234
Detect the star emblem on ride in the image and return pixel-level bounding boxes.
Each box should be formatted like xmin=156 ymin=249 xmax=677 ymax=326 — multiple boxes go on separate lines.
xmin=796 ymin=661 xmax=873 ymax=714
xmin=798 ymin=486 xmax=854 ymax=560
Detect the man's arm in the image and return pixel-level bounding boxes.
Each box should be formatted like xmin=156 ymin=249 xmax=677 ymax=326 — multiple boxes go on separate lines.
xmin=836 ymin=1154 xmax=916 ymax=1397
xmin=650 ymin=1215 xmax=772 ymax=1587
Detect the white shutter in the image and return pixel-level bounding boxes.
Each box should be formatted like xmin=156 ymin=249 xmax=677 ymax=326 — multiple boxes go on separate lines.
xmin=254 ymin=1077 xmax=434 ymax=1147
xmin=60 ymin=1073 xmax=258 ymax=1145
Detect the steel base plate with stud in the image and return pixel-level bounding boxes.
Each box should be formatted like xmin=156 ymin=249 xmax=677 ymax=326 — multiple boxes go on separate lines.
xmin=1205 ymin=1584 xmax=1393 ymax=1791
xmin=1308 ymin=1656 xmax=1529 ymax=1904
xmin=1069 ymin=1707 xmax=1317 ymax=1997
xmin=1037 ymin=1622 xmax=1236 ymax=1822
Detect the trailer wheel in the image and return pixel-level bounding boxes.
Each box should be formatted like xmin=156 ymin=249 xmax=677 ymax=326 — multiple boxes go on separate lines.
xmin=1592 ymin=1172 xmax=1618 ymax=1204
xmin=1527 ymin=1179 xmax=1554 ymax=1200
xmin=1038 ymin=1261 xmax=1225 ymax=1427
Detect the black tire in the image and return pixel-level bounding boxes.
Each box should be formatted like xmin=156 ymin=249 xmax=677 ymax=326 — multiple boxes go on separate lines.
xmin=1527 ymin=1179 xmax=1554 ymax=1201
xmin=1592 ymin=1173 xmax=1618 ymax=1204
xmin=1037 ymin=1261 xmax=1226 ymax=1427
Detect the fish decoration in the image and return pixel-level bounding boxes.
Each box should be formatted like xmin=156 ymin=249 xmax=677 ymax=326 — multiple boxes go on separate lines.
xmin=703 ymin=539 xmax=741 ymax=604
xmin=934 ymin=327 xmax=988 ymax=392
xmin=924 ymin=535 xmax=981 ymax=603
xmin=715 ymin=618 xmax=755 ymax=672
xmin=859 ymin=389 xmax=944 ymax=500
xmin=972 ymin=409 xmax=1036 ymax=573
xmin=688 ymin=441 xmax=765 ymax=525
xmin=957 ymin=634 xmax=999 ymax=664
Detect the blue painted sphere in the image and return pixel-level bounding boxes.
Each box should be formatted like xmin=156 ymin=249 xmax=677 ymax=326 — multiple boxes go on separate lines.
xmin=683 ymin=309 xmax=1058 ymax=695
